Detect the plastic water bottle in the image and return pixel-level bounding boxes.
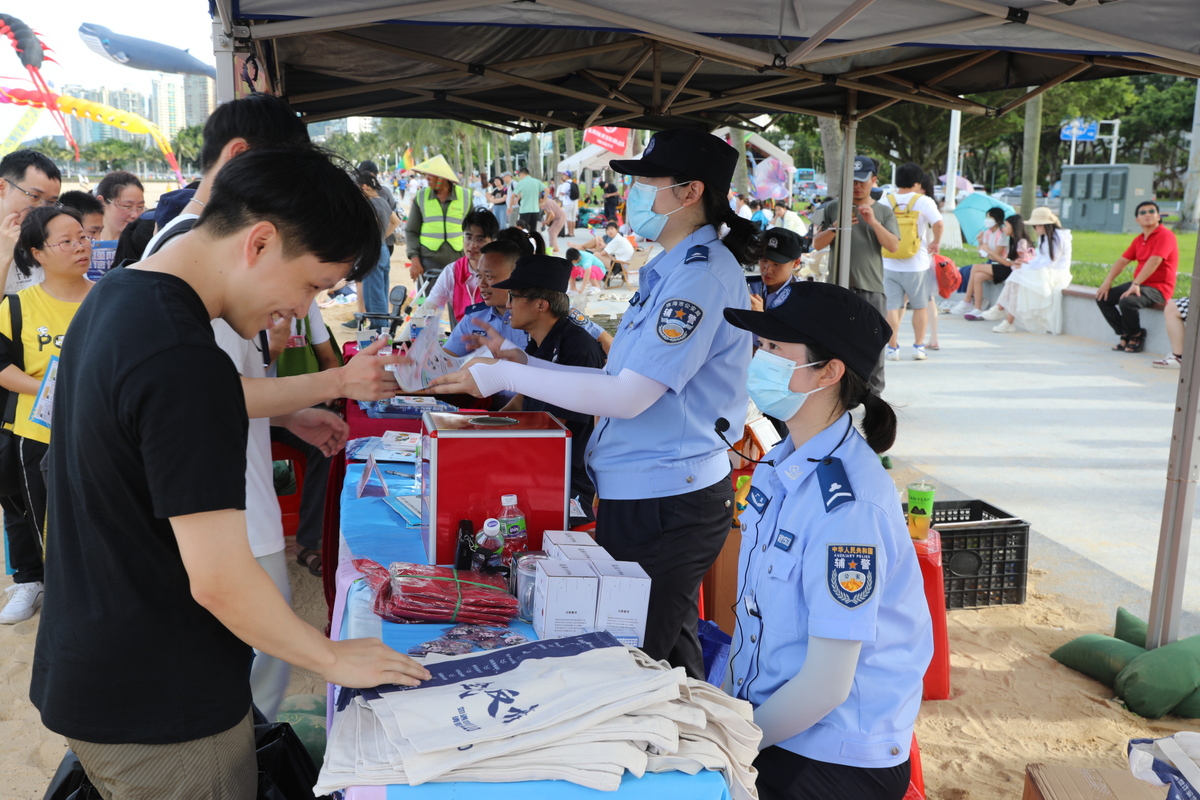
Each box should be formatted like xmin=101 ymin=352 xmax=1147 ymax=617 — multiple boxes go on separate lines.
xmin=472 ymin=518 xmax=504 ymax=572
xmin=498 ymin=494 xmax=527 ymax=564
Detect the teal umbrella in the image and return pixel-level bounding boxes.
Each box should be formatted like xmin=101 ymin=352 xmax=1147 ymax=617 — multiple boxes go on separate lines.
xmin=954 ymin=193 xmax=1016 ymax=250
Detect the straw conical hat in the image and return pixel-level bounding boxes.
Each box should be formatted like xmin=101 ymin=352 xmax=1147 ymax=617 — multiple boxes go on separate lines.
xmin=412 ymin=155 xmax=459 ymax=183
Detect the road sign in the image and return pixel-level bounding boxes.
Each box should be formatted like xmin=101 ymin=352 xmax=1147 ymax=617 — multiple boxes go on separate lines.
xmin=1061 ymin=118 xmax=1099 ymax=141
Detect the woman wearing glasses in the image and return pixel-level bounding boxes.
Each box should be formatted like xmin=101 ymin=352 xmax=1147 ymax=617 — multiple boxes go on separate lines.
xmin=0 ymin=206 xmax=94 ymax=624
xmin=95 ymin=171 xmax=145 ymax=242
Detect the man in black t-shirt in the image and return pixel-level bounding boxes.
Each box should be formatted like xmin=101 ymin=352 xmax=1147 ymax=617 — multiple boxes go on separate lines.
xmin=602 ymin=179 xmax=620 ymax=222
xmin=31 ymin=147 xmax=430 ymax=800
xmin=493 ymin=255 xmax=605 ymax=522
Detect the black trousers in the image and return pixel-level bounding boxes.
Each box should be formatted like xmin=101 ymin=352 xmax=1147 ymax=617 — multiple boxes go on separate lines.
xmin=1 ymin=437 xmax=41 ymax=584
xmin=1097 ymin=281 xmax=1165 ymax=338
xmin=595 ymin=474 xmax=734 ymax=679
xmin=852 ymin=288 xmax=887 ymax=395
xmin=269 ymin=426 xmax=332 ymax=553
xmin=754 ymin=747 xmax=911 ymax=800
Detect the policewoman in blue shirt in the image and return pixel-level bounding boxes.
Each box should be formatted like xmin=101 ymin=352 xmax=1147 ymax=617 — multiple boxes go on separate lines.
xmin=431 ymin=129 xmax=758 ymax=677
xmin=722 ymin=282 xmax=932 ymax=800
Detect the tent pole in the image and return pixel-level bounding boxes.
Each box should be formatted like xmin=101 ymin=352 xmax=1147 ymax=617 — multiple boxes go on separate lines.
xmin=213 ymin=20 xmax=238 ymax=104
xmin=836 ymin=92 xmax=858 ymax=289
xmin=784 ymin=0 xmax=877 ymax=67
xmin=1148 ymin=239 xmax=1200 ymax=649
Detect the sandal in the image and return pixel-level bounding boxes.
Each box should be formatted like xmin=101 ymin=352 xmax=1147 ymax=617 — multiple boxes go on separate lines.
xmin=1112 ymin=336 xmax=1129 ymax=351
xmin=1124 ymin=328 xmax=1147 ymax=353
xmin=296 ymin=547 xmax=323 ymax=577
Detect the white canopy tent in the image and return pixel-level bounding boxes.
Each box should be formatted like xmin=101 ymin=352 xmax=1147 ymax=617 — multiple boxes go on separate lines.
xmin=556 ymin=141 xmax=631 ymax=174
xmin=209 ymin=0 xmax=1200 ymax=646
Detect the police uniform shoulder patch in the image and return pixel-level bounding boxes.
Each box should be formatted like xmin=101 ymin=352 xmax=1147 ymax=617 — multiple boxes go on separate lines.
xmin=747 ymin=485 xmax=768 ymax=513
xmin=568 ymin=308 xmax=590 ymax=327
xmin=684 ymin=245 xmax=709 ymax=264
xmin=827 ymin=544 xmax=876 ymax=608
xmin=657 ymin=299 xmax=703 ymax=344
xmin=768 ymin=283 xmax=792 ymax=309
xmin=462 ymin=301 xmax=488 ymax=315
xmin=815 ymin=457 xmax=855 ymax=512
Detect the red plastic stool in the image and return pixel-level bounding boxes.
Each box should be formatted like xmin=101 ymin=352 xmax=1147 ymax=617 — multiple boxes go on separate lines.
xmin=904 ymin=734 xmax=925 ymax=800
xmin=271 ymin=440 xmax=307 ymax=538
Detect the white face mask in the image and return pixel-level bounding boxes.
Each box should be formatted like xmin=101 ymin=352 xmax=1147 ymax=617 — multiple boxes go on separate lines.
xmin=984 ymin=218 xmax=997 ymax=229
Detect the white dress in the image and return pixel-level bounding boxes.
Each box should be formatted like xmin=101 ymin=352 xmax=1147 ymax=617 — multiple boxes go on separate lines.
xmin=996 ymin=229 xmax=1073 ymax=334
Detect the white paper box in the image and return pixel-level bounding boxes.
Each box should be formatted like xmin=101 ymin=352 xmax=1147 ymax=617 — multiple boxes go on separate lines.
xmin=554 ymin=544 xmax=613 ymax=561
xmin=533 ymin=560 xmax=598 ymax=639
xmin=588 ymin=561 xmax=651 ymax=647
xmin=542 ymin=530 xmax=603 ymax=560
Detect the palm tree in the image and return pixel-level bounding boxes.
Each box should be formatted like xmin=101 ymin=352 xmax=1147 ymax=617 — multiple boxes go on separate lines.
xmin=27 ymin=136 xmax=72 ymax=171
xmin=171 ymin=125 xmax=204 ymax=171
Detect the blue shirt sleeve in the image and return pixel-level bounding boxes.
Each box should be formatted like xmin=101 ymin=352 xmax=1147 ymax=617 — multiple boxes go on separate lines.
xmin=444 ymin=315 xmax=475 ymax=357
xmin=800 ymin=500 xmax=890 ymax=643
xmin=619 ymin=265 xmax=740 ymax=394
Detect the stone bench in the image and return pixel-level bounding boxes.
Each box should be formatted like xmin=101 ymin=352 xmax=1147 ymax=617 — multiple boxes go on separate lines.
xmin=1059 ymin=284 xmax=1168 ymax=354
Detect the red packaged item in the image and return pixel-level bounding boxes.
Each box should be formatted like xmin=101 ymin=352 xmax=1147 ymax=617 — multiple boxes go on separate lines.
xmin=353 ymin=559 xmax=518 ymax=624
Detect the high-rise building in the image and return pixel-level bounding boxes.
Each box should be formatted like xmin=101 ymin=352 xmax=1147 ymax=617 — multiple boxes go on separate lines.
xmin=60 ymin=84 xmax=106 ymax=146
xmin=149 ymin=74 xmax=187 ymax=141
xmin=103 ymin=87 xmax=149 ymax=144
xmin=183 ymin=75 xmax=215 ymax=128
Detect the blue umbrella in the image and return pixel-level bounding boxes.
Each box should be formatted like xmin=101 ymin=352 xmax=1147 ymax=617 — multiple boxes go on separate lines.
xmin=953 ymin=193 xmax=1016 ymax=250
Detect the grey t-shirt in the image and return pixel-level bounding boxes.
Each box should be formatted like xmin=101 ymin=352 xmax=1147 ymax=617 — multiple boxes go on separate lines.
xmin=369 ymin=196 xmax=392 ymax=242
xmin=820 ymin=198 xmax=899 ymax=295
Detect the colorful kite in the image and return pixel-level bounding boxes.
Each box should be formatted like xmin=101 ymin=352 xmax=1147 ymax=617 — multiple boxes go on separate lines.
xmin=0 ymin=13 xmax=77 ymax=158
xmin=0 ymin=86 xmax=182 ymax=185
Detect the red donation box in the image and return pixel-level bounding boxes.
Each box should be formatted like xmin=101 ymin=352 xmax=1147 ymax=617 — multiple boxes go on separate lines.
xmin=420 ymin=412 xmax=570 ymax=565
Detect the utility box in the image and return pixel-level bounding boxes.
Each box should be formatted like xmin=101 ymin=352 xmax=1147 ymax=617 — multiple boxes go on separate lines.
xmin=1059 ymin=164 xmax=1155 ymax=234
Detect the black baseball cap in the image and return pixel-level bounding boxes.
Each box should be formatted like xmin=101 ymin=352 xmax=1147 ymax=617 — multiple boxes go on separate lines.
xmin=762 ymin=229 xmax=804 ymax=263
xmin=852 ymin=155 xmax=877 ymax=181
xmin=357 ymin=160 xmax=379 ymax=174
xmin=492 ymin=254 xmax=572 ymax=293
xmin=723 ymin=282 xmax=891 ymax=382
xmin=610 ymin=129 xmax=739 ymax=193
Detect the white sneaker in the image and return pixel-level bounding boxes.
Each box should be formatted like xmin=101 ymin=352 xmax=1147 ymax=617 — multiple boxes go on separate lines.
xmin=981 ymin=305 xmax=1006 ymax=321
xmin=886 ymin=346 xmax=901 ymax=361
xmin=912 ymin=344 xmax=927 ymax=360
xmin=949 ymin=300 xmax=973 ymax=315
xmin=1153 ymin=355 xmax=1182 ymax=369
xmin=0 ymin=581 xmax=43 ymax=624
xmin=964 ymin=308 xmax=986 ymax=320
xmin=993 ymin=320 xmax=1017 ymax=333
xmin=584 ymin=286 xmax=600 ymax=295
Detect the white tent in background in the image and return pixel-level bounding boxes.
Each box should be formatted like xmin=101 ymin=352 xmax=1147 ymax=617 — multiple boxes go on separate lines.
xmin=556 ymin=141 xmax=631 ymax=174
xmin=711 ymin=127 xmax=795 ymax=170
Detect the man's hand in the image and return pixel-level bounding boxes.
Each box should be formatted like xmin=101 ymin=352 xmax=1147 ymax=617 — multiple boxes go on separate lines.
xmin=1121 ymin=283 xmax=1142 ymax=300
xmin=408 ymin=259 xmax=424 ymax=282
xmin=1096 ymin=281 xmax=1113 ymax=302
xmin=428 ymin=365 xmax=486 ymax=397
xmin=285 ymin=407 xmax=349 ymax=457
xmin=0 ymin=211 xmax=21 ymax=259
xmin=856 ymin=203 xmax=876 ymax=227
xmin=927 ymin=241 xmax=941 ymax=256
xmin=748 ymin=293 xmax=764 ymax=312
xmin=336 ymin=337 xmax=405 ymax=400
xmin=324 ymin=638 xmax=431 ymax=688
xmin=460 ymin=319 xmax=529 ymax=364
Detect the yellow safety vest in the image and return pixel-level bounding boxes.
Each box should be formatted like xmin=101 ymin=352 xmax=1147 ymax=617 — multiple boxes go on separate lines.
xmin=416 ymin=186 xmax=469 ymax=253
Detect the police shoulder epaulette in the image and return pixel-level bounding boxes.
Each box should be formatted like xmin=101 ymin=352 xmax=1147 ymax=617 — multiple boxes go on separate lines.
xmin=462 ymin=300 xmax=488 ymax=315
xmin=815 ymin=457 xmax=856 ymax=512
xmin=684 ymin=245 xmax=709 ymax=264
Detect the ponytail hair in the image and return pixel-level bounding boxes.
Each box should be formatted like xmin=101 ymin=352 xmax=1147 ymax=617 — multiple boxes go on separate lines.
xmin=671 ymin=174 xmax=760 ymax=264
xmin=805 ymin=342 xmax=897 ymax=454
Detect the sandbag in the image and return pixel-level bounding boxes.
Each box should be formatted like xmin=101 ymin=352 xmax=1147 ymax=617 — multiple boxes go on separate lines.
xmin=1051 ymin=634 xmax=1146 ymax=687
xmin=1170 ymin=688 xmax=1200 ymax=719
xmin=1115 ymin=635 xmax=1200 ymax=719
xmin=1114 ymin=607 xmax=1148 ymax=648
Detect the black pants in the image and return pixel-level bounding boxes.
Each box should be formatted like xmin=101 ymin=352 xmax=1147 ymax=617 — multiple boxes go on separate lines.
xmin=595 ymin=474 xmax=734 ymax=679
xmin=519 ymin=212 xmax=541 ymax=232
xmin=269 ymin=426 xmax=332 ymax=553
xmin=1097 ymin=282 xmax=1165 ymax=338
xmin=1 ymin=437 xmax=42 ymax=584
xmin=754 ymin=747 xmax=911 ymax=800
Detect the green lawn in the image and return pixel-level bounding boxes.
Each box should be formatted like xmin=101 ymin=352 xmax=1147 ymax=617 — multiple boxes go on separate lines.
xmin=943 ymin=228 xmax=1198 ymax=299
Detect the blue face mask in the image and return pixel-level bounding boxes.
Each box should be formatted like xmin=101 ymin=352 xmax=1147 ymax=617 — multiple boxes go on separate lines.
xmin=746 ymin=349 xmax=826 ymax=422
xmin=626 ymin=181 xmax=688 ymax=241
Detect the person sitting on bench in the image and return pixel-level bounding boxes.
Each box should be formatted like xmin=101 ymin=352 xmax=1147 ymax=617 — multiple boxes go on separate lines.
xmin=1095 ymin=200 xmax=1179 ymax=353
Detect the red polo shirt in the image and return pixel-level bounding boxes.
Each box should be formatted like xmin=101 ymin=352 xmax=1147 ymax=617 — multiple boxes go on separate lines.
xmin=1123 ymin=224 xmax=1179 ymax=299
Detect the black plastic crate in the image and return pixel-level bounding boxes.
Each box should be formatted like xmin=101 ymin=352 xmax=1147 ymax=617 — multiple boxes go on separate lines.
xmin=930 ymin=500 xmax=1029 ymax=609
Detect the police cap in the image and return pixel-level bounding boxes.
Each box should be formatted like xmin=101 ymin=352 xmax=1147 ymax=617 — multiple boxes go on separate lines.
xmin=492 ymin=254 xmax=572 ymax=293
xmin=610 ymin=129 xmax=739 ymax=193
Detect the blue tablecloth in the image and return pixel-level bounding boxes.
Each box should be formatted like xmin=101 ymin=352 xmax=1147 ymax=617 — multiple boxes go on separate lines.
xmin=333 ymin=464 xmax=730 ymax=800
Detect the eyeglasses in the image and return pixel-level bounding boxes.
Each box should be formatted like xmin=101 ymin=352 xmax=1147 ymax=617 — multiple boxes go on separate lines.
xmin=109 ymin=199 xmax=147 ymax=213
xmin=507 ymin=292 xmax=532 ymax=301
xmin=45 ymin=237 xmax=95 ymax=252
xmin=464 ymin=234 xmax=490 ymax=245
xmin=4 ymin=178 xmax=58 ymax=208
xmin=1137 ymin=208 xmax=1158 ymax=215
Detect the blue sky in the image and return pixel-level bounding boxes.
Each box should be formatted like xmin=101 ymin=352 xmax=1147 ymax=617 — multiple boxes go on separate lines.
xmin=4 ymin=2 xmax=214 ymax=140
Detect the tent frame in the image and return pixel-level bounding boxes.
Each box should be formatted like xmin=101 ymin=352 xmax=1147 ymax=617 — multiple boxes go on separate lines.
xmin=211 ymin=0 xmax=1200 ymax=646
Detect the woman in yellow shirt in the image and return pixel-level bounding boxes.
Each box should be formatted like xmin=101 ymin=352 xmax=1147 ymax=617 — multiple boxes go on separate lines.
xmin=0 ymin=207 xmax=93 ymax=598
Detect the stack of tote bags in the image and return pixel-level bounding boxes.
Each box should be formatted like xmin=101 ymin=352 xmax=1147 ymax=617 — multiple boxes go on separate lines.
xmin=317 ymin=631 xmax=762 ymax=799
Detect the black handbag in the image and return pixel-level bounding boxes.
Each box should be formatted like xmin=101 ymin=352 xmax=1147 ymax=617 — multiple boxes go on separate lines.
xmin=0 ymin=293 xmax=25 ymax=498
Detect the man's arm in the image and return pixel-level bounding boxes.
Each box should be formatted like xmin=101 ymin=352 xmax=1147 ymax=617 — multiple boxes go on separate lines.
xmin=928 ymin=220 xmax=944 ymax=256
xmin=173 ymin=509 xmax=429 ymax=688
xmin=241 ymin=337 xmax=401 ymax=418
xmin=1097 ymin=256 xmax=1132 ymax=301
xmin=1120 ymin=255 xmax=1166 ymax=299
xmin=313 ymin=337 xmax=341 ymax=372
xmin=0 ymin=364 xmax=41 ymax=395
xmin=405 ymin=196 xmax=423 ymax=277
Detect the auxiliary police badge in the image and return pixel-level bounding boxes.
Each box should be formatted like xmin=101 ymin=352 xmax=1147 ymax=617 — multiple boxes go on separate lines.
xmin=827 ymin=544 xmax=877 ymax=608
xmin=657 ymin=298 xmax=703 ymax=344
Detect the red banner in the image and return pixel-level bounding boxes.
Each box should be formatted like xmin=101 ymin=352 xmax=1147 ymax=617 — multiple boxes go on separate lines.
xmin=583 ymin=126 xmax=630 ymax=155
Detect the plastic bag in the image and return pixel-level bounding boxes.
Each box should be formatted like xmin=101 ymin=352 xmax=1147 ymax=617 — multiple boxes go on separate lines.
xmin=699 ymin=619 xmax=732 ymax=687
xmin=1129 ymin=732 xmax=1200 ymax=800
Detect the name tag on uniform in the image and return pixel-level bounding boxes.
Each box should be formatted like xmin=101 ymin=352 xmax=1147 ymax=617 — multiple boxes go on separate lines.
xmin=773 ymin=530 xmax=795 ymax=551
